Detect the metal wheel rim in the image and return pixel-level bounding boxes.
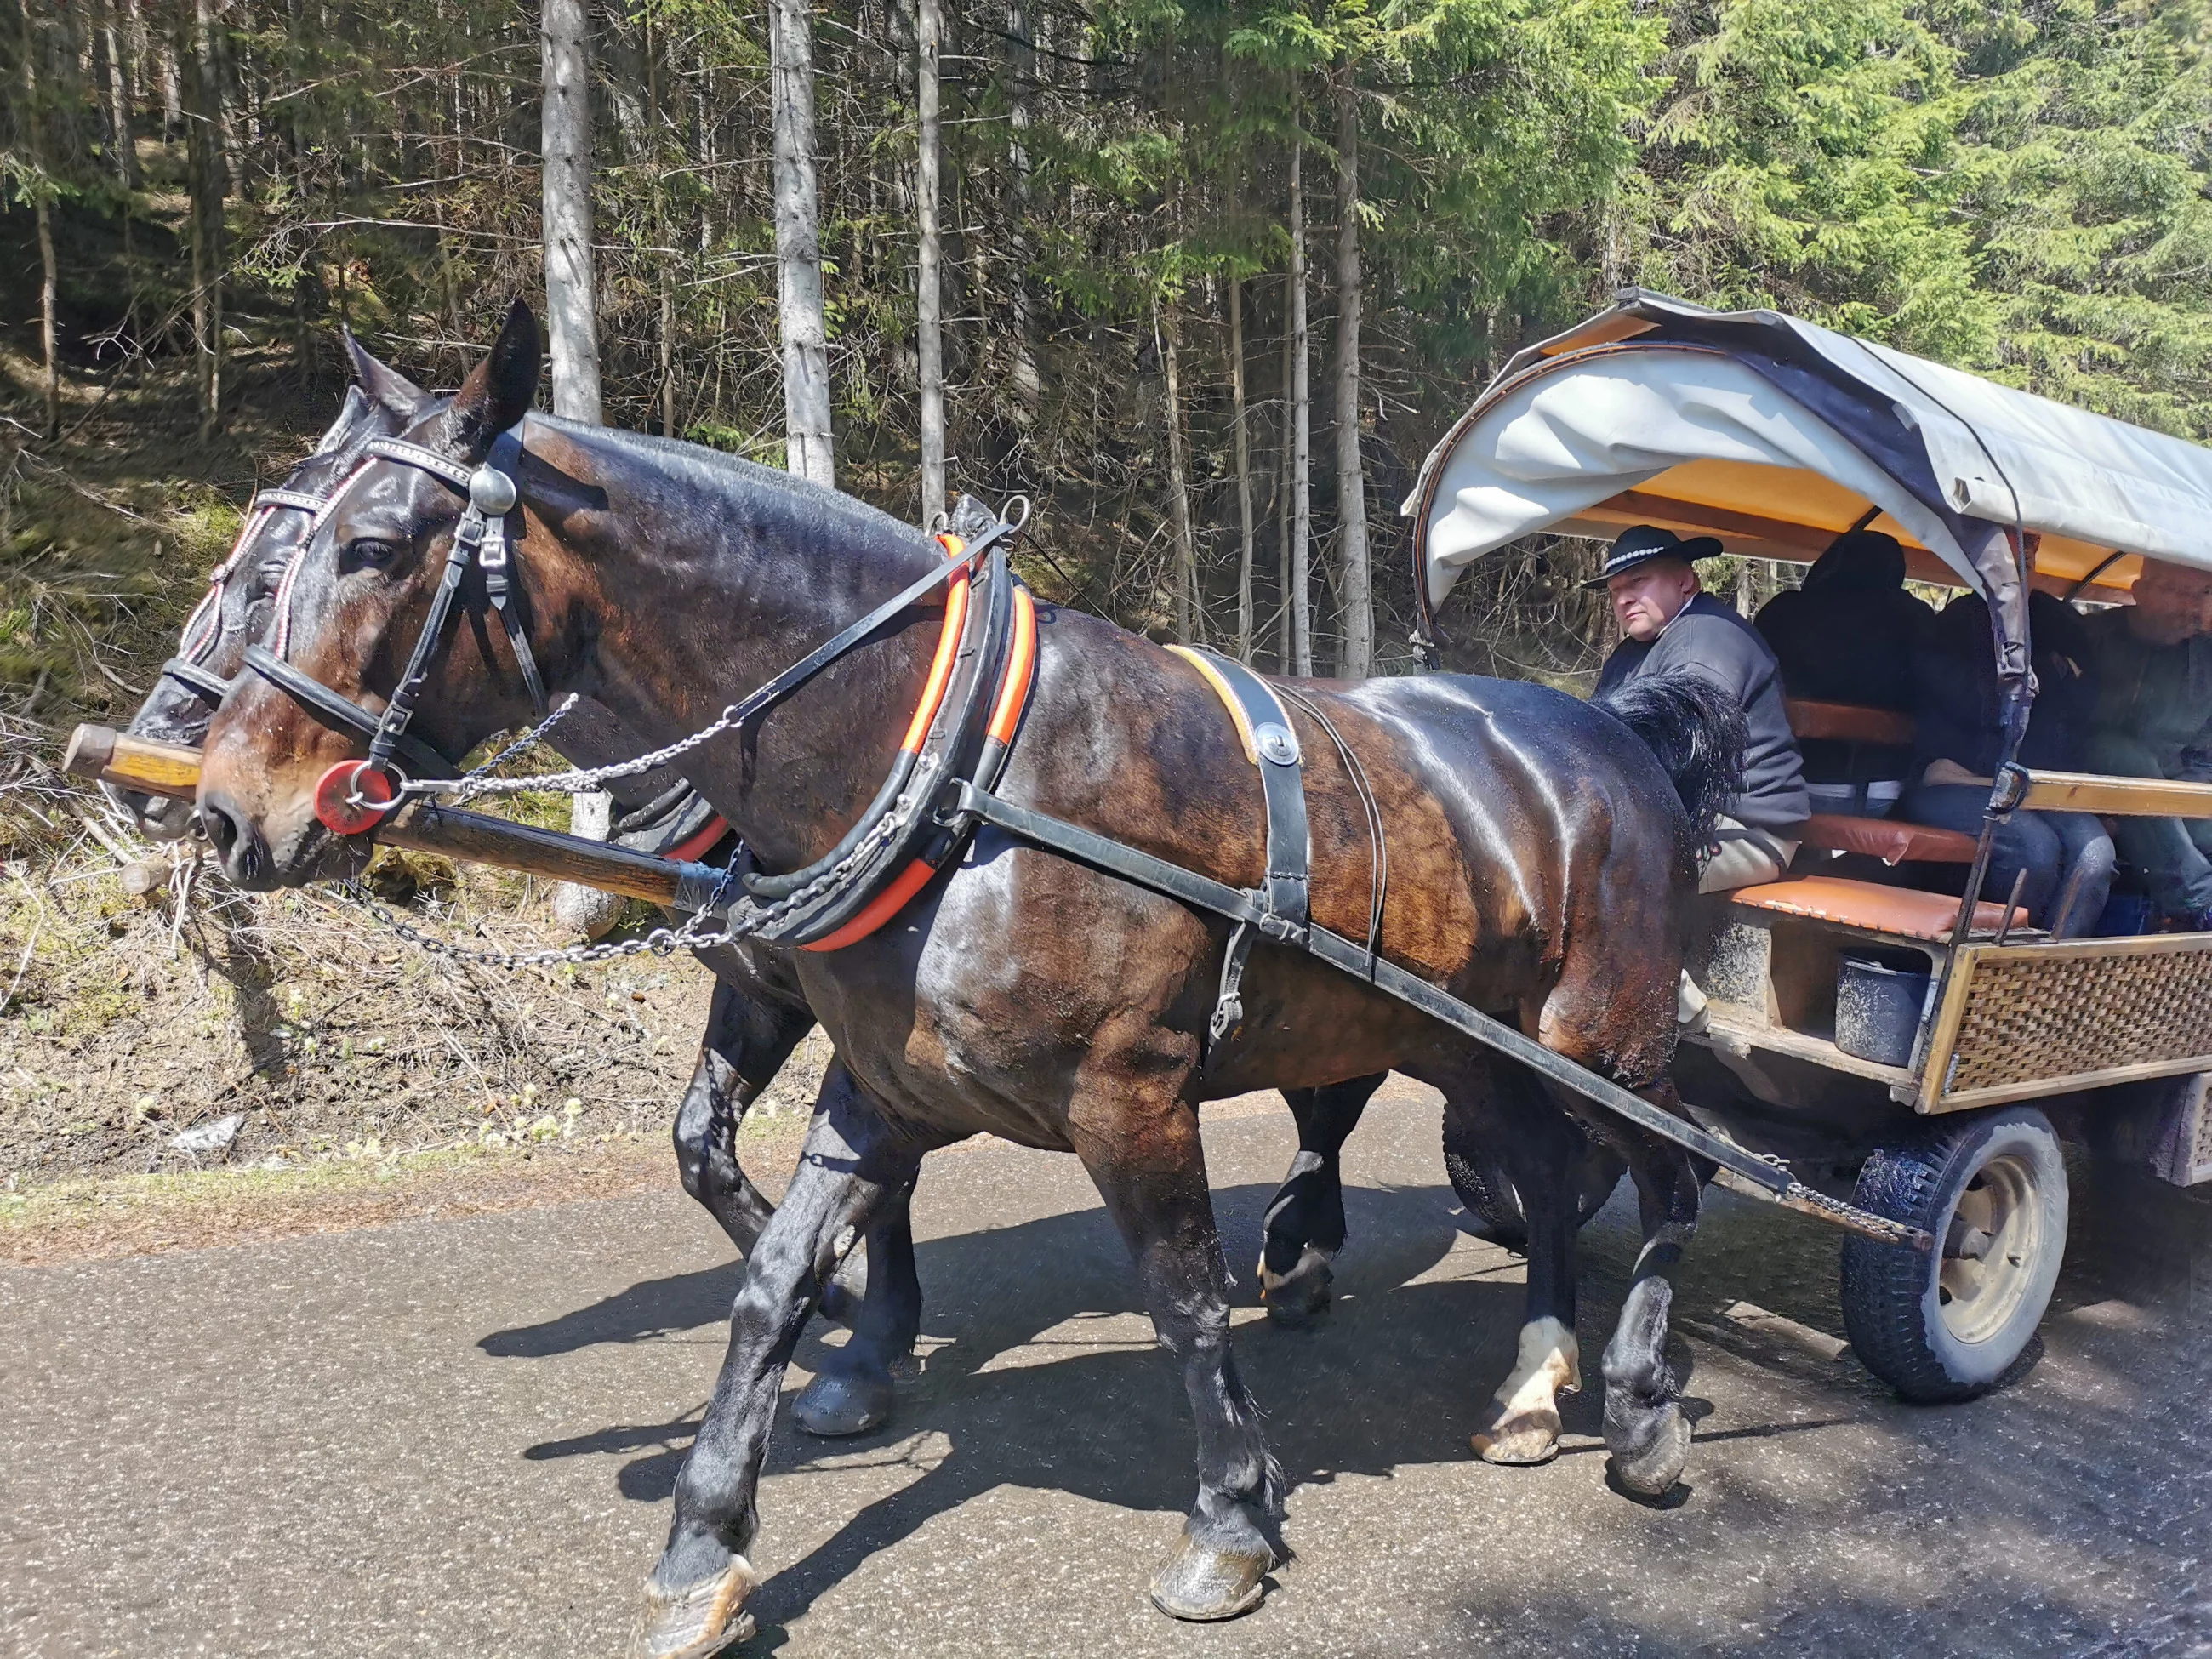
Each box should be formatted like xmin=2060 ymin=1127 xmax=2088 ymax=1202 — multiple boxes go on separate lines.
xmin=1936 ymin=1152 xmax=2042 ymax=1346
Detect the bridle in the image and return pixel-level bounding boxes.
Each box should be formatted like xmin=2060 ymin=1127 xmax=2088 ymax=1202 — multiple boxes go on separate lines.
xmin=237 ymin=418 xmax=1042 ymax=955
xmin=242 ymin=427 xmax=547 ymax=795
xmin=161 ymin=486 xmax=332 ymax=705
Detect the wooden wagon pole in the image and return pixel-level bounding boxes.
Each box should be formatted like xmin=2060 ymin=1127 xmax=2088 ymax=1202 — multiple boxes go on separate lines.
xmin=63 ymin=725 xmax=690 ymax=908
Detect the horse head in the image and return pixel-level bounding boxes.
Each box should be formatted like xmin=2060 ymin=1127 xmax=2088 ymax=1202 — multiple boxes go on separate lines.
xmin=197 ymin=302 xmax=590 ymax=887
xmin=116 ymin=332 xmax=430 ymax=839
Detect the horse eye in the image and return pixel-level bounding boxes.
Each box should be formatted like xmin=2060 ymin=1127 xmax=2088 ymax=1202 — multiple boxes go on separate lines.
xmin=344 ymin=537 xmax=402 ymax=572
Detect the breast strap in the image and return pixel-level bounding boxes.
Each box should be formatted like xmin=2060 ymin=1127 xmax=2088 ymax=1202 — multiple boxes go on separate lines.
xmin=1167 ymin=646 xmax=1310 ymax=1061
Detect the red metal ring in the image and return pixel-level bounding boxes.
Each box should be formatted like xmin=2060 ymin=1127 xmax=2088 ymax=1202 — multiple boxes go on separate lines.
xmin=314 ymin=761 xmax=396 ymax=835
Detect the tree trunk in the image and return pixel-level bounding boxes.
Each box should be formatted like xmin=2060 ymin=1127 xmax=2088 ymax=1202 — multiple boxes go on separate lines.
xmin=1331 ymin=71 xmax=1371 ymax=678
xmin=184 ymin=0 xmax=225 ymax=441
xmin=771 ymin=0 xmax=835 ymax=485
xmin=20 ymin=6 xmax=59 ymax=442
xmin=540 ymin=0 xmax=603 ymax=425
xmin=1003 ymin=0 xmax=1040 ymax=427
xmin=1278 ymin=272 xmax=1294 ymax=672
xmin=540 ymin=0 xmax=618 ymax=936
xmin=100 ymin=0 xmax=138 ymax=187
xmin=646 ymin=6 xmax=677 ymax=439
xmin=916 ymin=0 xmax=946 ymax=522
xmin=1287 ymin=138 xmax=1313 ymax=677
xmin=1160 ymin=300 xmax=1197 ymax=643
xmin=1229 ymin=274 xmax=1255 ymax=662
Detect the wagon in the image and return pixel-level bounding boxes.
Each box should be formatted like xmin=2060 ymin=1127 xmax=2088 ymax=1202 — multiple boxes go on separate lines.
xmin=1406 ymin=288 xmax=2212 ymax=1403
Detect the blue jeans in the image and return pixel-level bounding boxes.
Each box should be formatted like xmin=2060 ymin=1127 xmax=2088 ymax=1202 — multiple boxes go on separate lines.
xmin=1897 ymin=784 xmax=2115 ymax=939
xmin=2080 ymin=731 xmax=2212 ymax=915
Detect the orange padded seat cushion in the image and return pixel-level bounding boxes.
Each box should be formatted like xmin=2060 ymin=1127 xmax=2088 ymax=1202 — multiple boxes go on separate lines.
xmin=1730 ymin=875 xmax=2027 ymax=943
xmin=1799 ymin=813 xmax=1981 ymax=865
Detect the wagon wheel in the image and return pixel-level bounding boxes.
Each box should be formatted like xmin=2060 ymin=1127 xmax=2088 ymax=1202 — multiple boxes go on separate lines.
xmin=1444 ymin=1139 xmax=1623 ymax=1256
xmin=1839 ymin=1105 xmax=2069 ymax=1404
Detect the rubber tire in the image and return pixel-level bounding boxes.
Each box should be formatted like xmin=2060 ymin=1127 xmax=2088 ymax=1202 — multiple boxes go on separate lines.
xmin=1444 ymin=1141 xmax=1622 ymax=1256
xmin=1839 ymin=1105 xmax=2068 ymax=1405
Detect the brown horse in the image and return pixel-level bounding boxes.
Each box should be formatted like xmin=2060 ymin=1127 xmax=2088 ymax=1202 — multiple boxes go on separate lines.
xmin=197 ymin=305 xmax=1731 ymax=1650
xmin=119 ymin=338 xmax=1401 ymax=1443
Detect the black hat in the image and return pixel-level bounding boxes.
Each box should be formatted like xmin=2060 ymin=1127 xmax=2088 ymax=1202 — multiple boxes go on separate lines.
xmin=1582 ymin=524 xmax=1725 ymax=590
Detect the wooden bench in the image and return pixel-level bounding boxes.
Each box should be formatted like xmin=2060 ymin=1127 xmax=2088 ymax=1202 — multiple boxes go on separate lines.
xmin=1730 ymin=875 xmax=2027 ymax=944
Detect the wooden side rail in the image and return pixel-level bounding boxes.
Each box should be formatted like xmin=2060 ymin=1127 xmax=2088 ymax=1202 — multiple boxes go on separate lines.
xmin=2018 ymin=769 xmax=2212 ymax=819
xmin=63 ymin=724 xmax=691 ymax=908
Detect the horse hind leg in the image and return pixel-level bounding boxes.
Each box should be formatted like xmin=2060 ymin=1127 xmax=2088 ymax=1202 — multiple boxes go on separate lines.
xmin=1599 ymin=1082 xmax=1702 ymax=1499
xmin=1451 ymin=1058 xmax=1584 ymax=1467
xmin=1258 ymin=1072 xmax=1383 ymax=1326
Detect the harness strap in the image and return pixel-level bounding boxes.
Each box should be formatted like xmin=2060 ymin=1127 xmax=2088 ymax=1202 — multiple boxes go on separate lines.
xmin=943 ymin=778 xmax=1924 ymax=1248
xmin=241 ymin=644 xmax=455 ymax=778
xmin=1167 ymin=646 xmax=1310 ymax=1059
xmin=255 ymin=488 xmax=327 ymax=513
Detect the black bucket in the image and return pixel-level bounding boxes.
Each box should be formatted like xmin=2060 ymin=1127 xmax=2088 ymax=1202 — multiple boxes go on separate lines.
xmin=1835 ymin=952 xmax=1932 ymax=1066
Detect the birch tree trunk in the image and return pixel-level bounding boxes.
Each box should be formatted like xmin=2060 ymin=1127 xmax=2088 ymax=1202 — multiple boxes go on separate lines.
xmin=771 ymin=0 xmax=835 ymax=485
xmin=1229 ymin=274 xmax=1256 ymax=662
xmin=1003 ymin=0 xmax=1040 ymax=426
xmin=540 ymin=0 xmax=603 ymax=425
xmin=100 ymin=0 xmax=138 ymax=187
xmin=542 ymin=0 xmax=620 ymax=938
xmin=916 ymin=0 xmax=946 ymax=522
xmin=1331 ymin=71 xmax=1371 ymax=679
xmin=20 ymin=5 xmax=59 ymax=442
xmin=1287 ymin=138 xmax=1314 ymax=677
xmin=1160 ymin=300 xmax=1197 ymax=643
xmin=1277 ymin=272 xmax=1294 ymax=672
xmin=184 ymin=0 xmax=225 ymax=441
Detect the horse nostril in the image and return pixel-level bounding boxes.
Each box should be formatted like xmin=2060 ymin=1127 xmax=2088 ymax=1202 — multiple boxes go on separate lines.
xmin=200 ymin=794 xmax=254 ymax=878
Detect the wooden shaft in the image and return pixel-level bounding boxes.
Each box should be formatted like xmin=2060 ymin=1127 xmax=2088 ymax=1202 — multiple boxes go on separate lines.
xmin=65 ymin=724 xmax=203 ymax=798
xmin=379 ymin=801 xmax=687 ymax=906
xmin=2018 ymin=768 xmax=2212 ymax=820
xmin=63 ymin=723 xmax=696 ymax=908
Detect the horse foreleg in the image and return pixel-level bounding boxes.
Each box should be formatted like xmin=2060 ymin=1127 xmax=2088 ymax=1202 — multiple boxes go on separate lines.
xmin=1600 ymin=1080 xmax=1702 ymax=1500
xmin=789 ymin=1177 xmax=921 ymax=1438
xmin=1258 ymin=1070 xmax=1384 ymax=1325
xmin=1078 ymin=1083 xmax=1286 ymax=1622
xmin=640 ymin=1063 xmax=930 ymax=1659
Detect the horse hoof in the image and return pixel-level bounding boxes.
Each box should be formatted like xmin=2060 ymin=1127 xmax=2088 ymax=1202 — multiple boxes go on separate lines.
xmin=1148 ymin=1527 xmax=1271 ymax=1622
xmin=1258 ymin=1245 xmax=1334 ymax=1327
xmin=1471 ymin=1404 xmax=1561 ymax=1466
xmin=792 ymin=1369 xmax=894 ymax=1438
xmin=636 ymin=1557 xmax=758 ymax=1659
xmin=1608 ymin=1401 xmax=1691 ymax=1497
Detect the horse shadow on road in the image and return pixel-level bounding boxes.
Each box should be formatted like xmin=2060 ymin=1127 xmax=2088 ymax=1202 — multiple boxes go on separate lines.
xmin=479 ymin=1173 xmax=1804 ymax=1633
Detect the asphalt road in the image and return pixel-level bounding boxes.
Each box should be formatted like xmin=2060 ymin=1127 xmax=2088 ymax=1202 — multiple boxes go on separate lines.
xmin=6 ymin=1081 xmax=2212 ymax=1658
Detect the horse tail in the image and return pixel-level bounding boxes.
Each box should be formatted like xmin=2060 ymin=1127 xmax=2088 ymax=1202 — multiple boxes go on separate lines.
xmin=1594 ymin=669 xmax=1747 ymax=854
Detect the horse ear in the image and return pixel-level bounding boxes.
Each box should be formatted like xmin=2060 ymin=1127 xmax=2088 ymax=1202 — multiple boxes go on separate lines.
xmin=313 ymin=384 xmax=378 ymax=455
xmin=448 ymin=300 xmax=542 ymax=459
xmin=341 ymin=327 xmax=429 ymax=419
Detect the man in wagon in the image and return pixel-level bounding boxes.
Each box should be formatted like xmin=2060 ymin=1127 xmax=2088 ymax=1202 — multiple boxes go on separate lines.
xmin=1592 ymin=525 xmax=1811 ymax=892
xmin=2079 ymin=558 xmax=2212 ymax=929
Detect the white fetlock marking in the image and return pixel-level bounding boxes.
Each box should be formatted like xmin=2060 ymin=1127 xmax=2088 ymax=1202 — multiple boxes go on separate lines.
xmin=1257 ymin=1246 xmax=1334 ymax=1297
xmin=1491 ymin=1317 xmax=1579 ymax=1414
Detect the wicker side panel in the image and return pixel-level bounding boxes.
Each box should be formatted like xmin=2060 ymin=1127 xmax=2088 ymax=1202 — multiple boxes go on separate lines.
xmin=1941 ymin=949 xmax=2212 ymax=1100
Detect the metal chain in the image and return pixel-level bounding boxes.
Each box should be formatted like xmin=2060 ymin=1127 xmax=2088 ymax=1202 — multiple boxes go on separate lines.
xmin=396 ymin=688 xmax=767 ymax=806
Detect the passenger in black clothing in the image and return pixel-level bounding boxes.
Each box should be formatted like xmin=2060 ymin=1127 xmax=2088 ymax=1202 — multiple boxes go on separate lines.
xmin=1754 ymin=528 xmax=1932 ymax=812
xmin=1897 ymin=590 xmax=2114 ymax=938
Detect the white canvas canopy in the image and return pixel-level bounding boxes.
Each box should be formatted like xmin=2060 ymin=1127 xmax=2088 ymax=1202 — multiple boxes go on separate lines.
xmin=1404 ymin=291 xmax=2212 ymax=691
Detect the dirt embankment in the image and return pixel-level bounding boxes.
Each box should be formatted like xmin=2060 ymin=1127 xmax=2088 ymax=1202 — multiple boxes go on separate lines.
xmin=1 ymin=797 xmax=835 ymax=1257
